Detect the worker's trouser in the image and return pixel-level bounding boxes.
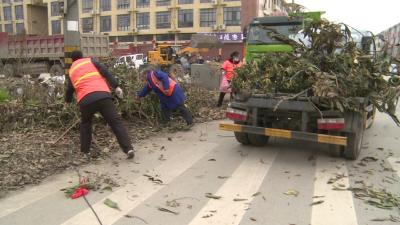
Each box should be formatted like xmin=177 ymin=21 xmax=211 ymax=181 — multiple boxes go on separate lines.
xmin=79 ymin=98 xmax=132 ymax=154
xmin=161 ymin=104 xmax=193 ymax=125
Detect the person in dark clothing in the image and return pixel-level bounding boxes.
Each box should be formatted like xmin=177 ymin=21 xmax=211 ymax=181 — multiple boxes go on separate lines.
xmin=65 ymin=50 xmax=135 ymax=159
xmin=137 ymin=68 xmax=193 ymax=127
xmin=217 ymin=51 xmax=242 ymax=107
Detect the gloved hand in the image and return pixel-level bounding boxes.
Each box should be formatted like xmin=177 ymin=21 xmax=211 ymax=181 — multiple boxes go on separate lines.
xmin=115 ymin=87 xmax=124 ymax=99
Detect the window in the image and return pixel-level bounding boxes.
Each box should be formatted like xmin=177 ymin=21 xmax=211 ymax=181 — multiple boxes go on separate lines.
xmin=117 ymin=0 xmax=129 ymax=9
xmin=177 ymin=33 xmax=193 ymax=40
xmin=200 ymin=8 xmax=216 ymax=27
xmin=5 ymin=24 xmax=13 ymax=34
xmin=178 ymin=0 xmax=193 ymax=4
xmin=15 ymin=5 xmax=23 ymax=20
xmin=137 ymin=0 xmax=150 ymax=8
xmin=178 ymin=9 xmax=193 ymax=28
xmin=137 ymin=12 xmax=149 ymax=30
xmin=82 ymin=0 xmax=93 ymax=13
xmin=109 ymin=36 xmax=117 ymax=42
xmin=2 ymin=0 xmax=11 ymax=3
xmin=100 ymin=16 xmax=111 ymax=32
xmin=100 ymin=0 xmax=111 ymax=11
xmin=51 ymin=20 xmax=61 ymax=34
xmin=0 ymin=25 xmax=2 ymax=32
xmin=200 ymin=0 xmax=212 ymax=3
xmin=51 ymin=2 xmax=60 ymax=16
xmin=156 ymin=0 xmax=170 ymax=6
xmin=137 ymin=35 xmax=153 ymax=42
xmin=3 ymin=6 xmax=12 ymax=21
xmin=117 ymin=14 xmax=130 ymax=31
xmin=224 ymin=0 xmax=240 ymax=1
xmin=224 ymin=7 xmax=240 ymax=26
xmin=16 ymin=23 xmax=24 ymax=34
xmin=82 ymin=18 xmax=93 ymax=33
xmin=156 ymin=34 xmax=174 ymax=41
xmin=156 ymin=11 xmax=171 ymax=29
xmin=118 ymin=35 xmax=134 ymax=42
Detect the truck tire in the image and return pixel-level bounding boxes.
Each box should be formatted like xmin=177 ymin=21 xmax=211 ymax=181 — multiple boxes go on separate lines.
xmin=344 ymin=114 xmax=365 ymax=160
xmin=3 ymin=64 xmax=14 ymax=77
xmin=234 ymin=121 xmax=250 ymax=145
xmin=248 ymin=134 xmax=269 ymax=146
xmin=49 ymin=64 xmax=64 ymax=76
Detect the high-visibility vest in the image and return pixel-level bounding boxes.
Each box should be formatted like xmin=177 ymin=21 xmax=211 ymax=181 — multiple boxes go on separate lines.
xmin=69 ymin=58 xmax=110 ymax=102
xmin=149 ymin=71 xmax=176 ymax=96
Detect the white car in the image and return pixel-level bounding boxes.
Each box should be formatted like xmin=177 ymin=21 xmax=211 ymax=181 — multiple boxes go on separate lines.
xmin=114 ymin=54 xmax=145 ymax=69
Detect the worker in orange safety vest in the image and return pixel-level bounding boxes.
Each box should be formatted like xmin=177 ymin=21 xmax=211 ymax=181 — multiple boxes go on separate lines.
xmin=65 ymin=50 xmax=135 ymax=159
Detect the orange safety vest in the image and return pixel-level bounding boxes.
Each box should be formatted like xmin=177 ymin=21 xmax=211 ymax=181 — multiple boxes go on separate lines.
xmin=69 ymin=58 xmax=110 ymax=102
xmin=149 ymin=71 xmax=176 ymax=96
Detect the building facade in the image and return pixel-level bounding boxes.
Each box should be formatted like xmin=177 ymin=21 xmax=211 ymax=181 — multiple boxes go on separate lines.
xmin=379 ymin=23 xmax=400 ymax=59
xmin=42 ymin=0 xmax=242 ymax=46
xmin=241 ymin=0 xmax=287 ymax=30
xmin=0 ymin=0 xmax=48 ymax=36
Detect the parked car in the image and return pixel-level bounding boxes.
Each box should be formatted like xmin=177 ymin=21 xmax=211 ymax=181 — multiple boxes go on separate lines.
xmin=114 ymin=54 xmax=145 ymax=69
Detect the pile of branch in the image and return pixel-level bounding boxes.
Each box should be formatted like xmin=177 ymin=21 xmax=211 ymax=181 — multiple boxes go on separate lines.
xmin=233 ymin=19 xmax=400 ymax=125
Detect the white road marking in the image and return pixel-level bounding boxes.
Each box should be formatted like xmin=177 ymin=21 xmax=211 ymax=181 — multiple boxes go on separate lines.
xmin=387 ymin=157 xmax=400 ymax=177
xmin=61 ymin=143 xmax=217 ymax=225
xmin=311 ymin=156 xmax=358 ymax=225
xmin=0 ymin=173 xmax=75 ymax=218
xmin=187 ymin=149 xmax=277 ymax=225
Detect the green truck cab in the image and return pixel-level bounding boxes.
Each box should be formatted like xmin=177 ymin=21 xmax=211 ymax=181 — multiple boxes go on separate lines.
xmin=244 ymin=12 xmax=323 ymax=62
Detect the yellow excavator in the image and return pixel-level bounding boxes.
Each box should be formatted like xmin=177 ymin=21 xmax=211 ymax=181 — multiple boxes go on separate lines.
xmin=146 ymin=34 xmax=222 ymax=80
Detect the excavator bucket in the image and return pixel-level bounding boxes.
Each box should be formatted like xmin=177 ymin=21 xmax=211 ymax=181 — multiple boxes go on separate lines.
xmin=189 ymin=34 xmax=223 ymax=49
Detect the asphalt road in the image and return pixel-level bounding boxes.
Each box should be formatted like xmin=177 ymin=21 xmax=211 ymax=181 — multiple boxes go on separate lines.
xmin=0 ymin=110 xmax=399 ymax=225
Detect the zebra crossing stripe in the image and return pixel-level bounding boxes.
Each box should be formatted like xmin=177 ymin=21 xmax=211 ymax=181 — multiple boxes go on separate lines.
xmin=60 ymin=143 xmax=217 ymax=225
xmin=311 ymin=156 xmax=358 ymax=225
xmin=187 ymin=149 xmax=277 ymax=225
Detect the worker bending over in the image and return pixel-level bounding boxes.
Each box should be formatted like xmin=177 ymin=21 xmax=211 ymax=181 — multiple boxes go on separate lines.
xmin=137 ymin=68 xmax=193 ymax=128
xmin=65 ymin=50 xmax=135 ymax=159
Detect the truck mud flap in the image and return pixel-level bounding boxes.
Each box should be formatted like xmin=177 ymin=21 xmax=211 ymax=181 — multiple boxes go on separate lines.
xmin=220 ymin=123 xmax=347 ymax=146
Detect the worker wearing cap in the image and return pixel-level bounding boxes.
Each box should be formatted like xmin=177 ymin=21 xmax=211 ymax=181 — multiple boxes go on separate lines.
xmin=65 ymin=50 xmax=135 ymax=159
xmin=137 ymin=68 xmax=193 ymax=128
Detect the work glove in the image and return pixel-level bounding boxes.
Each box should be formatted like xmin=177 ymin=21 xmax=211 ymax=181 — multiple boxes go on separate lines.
xmin=115 ymin=87 xmax=124 ymax=99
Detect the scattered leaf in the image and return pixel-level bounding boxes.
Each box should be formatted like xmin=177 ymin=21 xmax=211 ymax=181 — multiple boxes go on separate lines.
xmin=157 ymin=207 xmax=179 ymax=215
xmin=284 ymin=190 xmax=299 ymax=197
xmin=205 ymin=193 xmax=222 ymax=199
xmin=310 ymin=200 xmax=324 ymax=206
xmin=104 ymin=198 xmax=120 ymax=211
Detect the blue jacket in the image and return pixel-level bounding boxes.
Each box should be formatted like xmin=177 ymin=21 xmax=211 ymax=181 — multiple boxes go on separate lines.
xmin=138 ymin=70 xmax=186 ymax=109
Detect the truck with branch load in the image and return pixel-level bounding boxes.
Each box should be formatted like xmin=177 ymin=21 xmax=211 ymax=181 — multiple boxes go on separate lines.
xmin=220 ymin=12 xmax=382 ymax=160
xmin=0 ymin=32 xmax=109 ymax=77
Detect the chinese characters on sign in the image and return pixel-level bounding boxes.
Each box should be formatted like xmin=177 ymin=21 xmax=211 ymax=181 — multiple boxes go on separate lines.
xmin=201 ymin=33 xmax=244 ymax=42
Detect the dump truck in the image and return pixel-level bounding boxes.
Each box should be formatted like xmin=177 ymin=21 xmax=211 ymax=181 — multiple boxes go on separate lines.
xmin=220 ymin=13 xmax=376 ymax=160
xmin=0 ymin=32 xmax=109 ymax=77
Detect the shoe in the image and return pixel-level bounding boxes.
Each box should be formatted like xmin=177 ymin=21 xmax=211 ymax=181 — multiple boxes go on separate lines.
xmin=183 ymin=123 xmax=194 ymax=130
xmin=127 ymin=150 xmax=135 ymax=159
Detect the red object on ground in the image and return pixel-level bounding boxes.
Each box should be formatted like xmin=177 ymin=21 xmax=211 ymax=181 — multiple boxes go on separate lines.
xmin=71 ymin=187 xmax=89 ymax=199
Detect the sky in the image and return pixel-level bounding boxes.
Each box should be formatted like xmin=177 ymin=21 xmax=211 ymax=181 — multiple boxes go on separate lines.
xmin=293 ymin=0 xmax=400 ymax=34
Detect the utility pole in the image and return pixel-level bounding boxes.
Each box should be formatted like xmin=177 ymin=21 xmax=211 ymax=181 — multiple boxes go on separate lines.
xmin=60 ymin=0 xmax=81 ymax=74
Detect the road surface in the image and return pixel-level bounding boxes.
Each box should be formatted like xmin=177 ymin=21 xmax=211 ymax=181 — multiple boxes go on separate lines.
xmin=0 ymin=111 xmax=399 ymax=225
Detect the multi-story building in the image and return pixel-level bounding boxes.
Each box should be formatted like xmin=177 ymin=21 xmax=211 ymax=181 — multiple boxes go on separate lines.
xmin=0 ymin=0 xmax=48 ymax=36
xmin=43 ymin=0 xmax=242 ymax=45
xmin=241 ymin=0 xmax=287 ymax=30
xmin=379 ymin=23 xmax=400 ymax=59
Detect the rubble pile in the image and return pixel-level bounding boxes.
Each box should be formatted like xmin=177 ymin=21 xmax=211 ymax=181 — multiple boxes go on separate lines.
xmin=233 ymin=19 xmax=400 ymax=124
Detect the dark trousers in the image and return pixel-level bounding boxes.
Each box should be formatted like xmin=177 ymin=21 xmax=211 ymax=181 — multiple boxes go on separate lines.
xmin=161 ymin=105 xmax=193 ymax=125
xmin=80 ymin=98 xmax=132 ymax=154
xmin=217 ymin=92 xmax=234 ymax=107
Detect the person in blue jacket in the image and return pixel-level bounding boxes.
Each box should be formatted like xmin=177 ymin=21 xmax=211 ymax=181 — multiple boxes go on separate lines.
xmin=137 ymin=68 xmax=194 ymax=127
